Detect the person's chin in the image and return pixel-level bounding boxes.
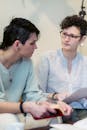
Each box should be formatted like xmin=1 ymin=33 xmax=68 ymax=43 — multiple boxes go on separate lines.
xmin=63 ymin=46 xmax=71 ymax=51
xmin=29 ymin=53 xmax=33 ymax=58
xmin=24 ymin=55 xmax=32 ymax=59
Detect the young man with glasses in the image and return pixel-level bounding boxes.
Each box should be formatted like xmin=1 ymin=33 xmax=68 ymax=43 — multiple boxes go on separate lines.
xmin=37 ymin=15 xmax=87 ymax=123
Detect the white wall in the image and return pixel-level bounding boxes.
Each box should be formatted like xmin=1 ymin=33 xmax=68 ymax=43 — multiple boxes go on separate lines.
xmin=0 ymin=0 xmax=87 ymax=64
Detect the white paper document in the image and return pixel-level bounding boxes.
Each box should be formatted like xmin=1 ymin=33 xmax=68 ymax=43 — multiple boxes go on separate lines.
xmin=50 ymin=124 xmax=83 ymax=130
xmin=63 ymin=88 xmax=87 ymax=103
xmin=50 ymin=117 xmax=87 ymax=130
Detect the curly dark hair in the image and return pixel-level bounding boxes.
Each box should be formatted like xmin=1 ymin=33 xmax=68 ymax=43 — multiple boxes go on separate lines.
xmin=0 ymin=18 xmax=40 ymax=49
xmin=60 ymin=15 xmax=87 ymax=36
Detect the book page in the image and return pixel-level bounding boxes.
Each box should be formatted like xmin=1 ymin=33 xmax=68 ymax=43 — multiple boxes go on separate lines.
xmin=50 ymin=124 xmax=84 ymax=130
xmin=63 ymin=88 xmax=87 ymax=103
xmin=74 ymin=118 xmax=87 ymax=130
xmin=50 ymin=117 xmax=87 ymax=130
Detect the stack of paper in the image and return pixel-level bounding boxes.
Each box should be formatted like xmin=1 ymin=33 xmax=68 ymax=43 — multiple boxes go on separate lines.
xmin=63 ymin=88 xmax=87 ymax=103
xmin=50 ymin=124 xmax=83 ymax=130
xmin=50 ymin=117 xmax=87 ymax=130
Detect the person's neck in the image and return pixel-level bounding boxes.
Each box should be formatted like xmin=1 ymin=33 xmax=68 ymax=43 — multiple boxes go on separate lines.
xmin=62 ymin=49 xmax=77 ymax=74
xmin=0 ymin=48 xmax=21 ymax=68
xmin=62 ymin=49 xmax=77 ymax=62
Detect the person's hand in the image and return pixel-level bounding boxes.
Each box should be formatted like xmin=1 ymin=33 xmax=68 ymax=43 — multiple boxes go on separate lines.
xmin=56 ymin=101 xmax=73 ymax=116
xmin=23 ymin=101 xmax=56 ymax=119
xmin=55 ymin=92 xmax=70 ymax=101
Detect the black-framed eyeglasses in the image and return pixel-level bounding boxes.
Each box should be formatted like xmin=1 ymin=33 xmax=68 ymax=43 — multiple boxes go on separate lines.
xmin=60 ymin=31 xmax=81 ymax=39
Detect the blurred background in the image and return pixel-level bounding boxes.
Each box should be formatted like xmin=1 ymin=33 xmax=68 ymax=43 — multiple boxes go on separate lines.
xmin=0 ymin=0 xmax=87 ymax=64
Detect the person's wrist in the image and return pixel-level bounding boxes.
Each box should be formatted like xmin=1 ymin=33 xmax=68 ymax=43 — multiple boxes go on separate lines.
xmin=20 ymin=101 xmax=26 ymax=116
xmin=47 ymin=93 xmax=53 ymax=99
xmin=52 ymin=92 xmax=57 ymax=100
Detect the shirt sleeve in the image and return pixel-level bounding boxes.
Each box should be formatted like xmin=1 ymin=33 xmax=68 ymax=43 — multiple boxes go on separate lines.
xmin=22 ymin=60 xmax=47 ymax=102
xmin=37 ymin=55 xmax=49 ymax=92
xmin=0 ymin=75 xmax=7 ymax=101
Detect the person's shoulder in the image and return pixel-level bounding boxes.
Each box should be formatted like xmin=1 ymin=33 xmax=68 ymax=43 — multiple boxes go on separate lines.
xmin=81 ymin=55 xmax=87 ymax=65
xmin=41 ymin=50 xmax=58 ymax=59
xmin=81 ymin=55 xmax=87 ymax=60
xmin=83 ymin=55 xmax=87 ymax=61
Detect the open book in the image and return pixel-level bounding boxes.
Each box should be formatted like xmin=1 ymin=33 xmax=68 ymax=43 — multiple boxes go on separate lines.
xmin=50 ymin=117 xmax=87 ymax=130
xmin=63 ymin=88 xmax=87 ymax=103
xmin=33 ymin=104 xmax=64 ymax=120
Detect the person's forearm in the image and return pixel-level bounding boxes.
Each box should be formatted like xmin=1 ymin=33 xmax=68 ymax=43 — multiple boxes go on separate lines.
xmin=0 ymin=102 xmax=20 ymax=113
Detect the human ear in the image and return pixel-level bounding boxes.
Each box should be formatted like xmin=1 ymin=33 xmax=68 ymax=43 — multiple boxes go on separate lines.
xmin=13 ymin=40 xmax=21 ymax=51
xmin=80 ymin=35 xmax=87 ymax=46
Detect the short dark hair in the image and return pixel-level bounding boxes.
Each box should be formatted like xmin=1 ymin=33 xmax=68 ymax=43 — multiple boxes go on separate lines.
xmin=60 ymin=15 xmax=87 ymax=36
xmin=0 ymin=18 xmax=40 ymax=49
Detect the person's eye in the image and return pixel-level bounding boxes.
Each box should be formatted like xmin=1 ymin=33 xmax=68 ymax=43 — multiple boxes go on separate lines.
xmin=70 ymin=35 xmax=79 ymax=38
xmin=63 ymin=32 xmax=67 ymax=36
xmin=70 ymin=35 xmax=75 ymax=38
xmin=30 ymin=42 xmax=35 ymax=45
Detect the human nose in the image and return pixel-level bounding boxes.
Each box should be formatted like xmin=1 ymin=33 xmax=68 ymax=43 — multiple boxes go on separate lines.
xmin=34 ymin=43 xmax=37 ymax=49
xmin=64 ymin=34 xmax=71 ymax=41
